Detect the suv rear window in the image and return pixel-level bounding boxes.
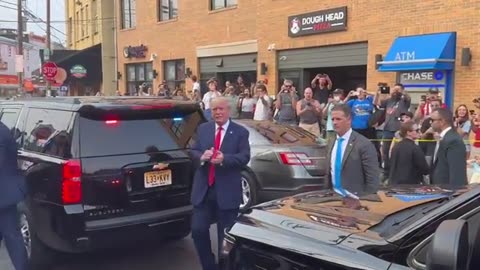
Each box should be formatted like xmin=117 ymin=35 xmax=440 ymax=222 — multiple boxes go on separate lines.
xmin=79 ymin=111 xmax=203 ymax=157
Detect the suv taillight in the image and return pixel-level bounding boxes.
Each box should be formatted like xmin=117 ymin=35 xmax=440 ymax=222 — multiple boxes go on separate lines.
xmin=279 ymin=152 xmax=313 ymax=165
xmin=62 ymin=159 xmax=82 ymax=204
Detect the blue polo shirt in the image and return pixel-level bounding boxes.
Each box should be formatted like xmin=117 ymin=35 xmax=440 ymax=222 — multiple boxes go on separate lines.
xmin=347 ymin=96 xmax=374 ymax=130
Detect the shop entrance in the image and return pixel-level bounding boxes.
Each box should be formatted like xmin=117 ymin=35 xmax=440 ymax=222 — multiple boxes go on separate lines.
xmin=199 ymin=53 xmax=257 ymax=96
xmin=305 ymin=65 xmax=367 ymax=94
xmin=277 ymin=43 xmax=368 ymax=97
xmin=278 ymin=65 xmax=367 ymax=97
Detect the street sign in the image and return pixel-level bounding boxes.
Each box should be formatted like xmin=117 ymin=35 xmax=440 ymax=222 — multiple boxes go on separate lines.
xmin=42 ymin=61 xmax=58 ymax=80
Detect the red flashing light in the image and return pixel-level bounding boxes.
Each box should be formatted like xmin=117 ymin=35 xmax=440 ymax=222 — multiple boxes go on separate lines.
xmin=105 ymin=120 xmax=118 ymax=125
xmin=62 ymin=160 xmax=82 ymax=204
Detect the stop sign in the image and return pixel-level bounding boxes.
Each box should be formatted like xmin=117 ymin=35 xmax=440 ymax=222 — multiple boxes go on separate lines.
xmin=42 ymin=62 xmax=58 ymax=80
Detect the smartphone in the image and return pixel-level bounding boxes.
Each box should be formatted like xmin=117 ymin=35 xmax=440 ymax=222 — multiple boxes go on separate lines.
xmin=380 ymin=86 xmax=390 ymax=94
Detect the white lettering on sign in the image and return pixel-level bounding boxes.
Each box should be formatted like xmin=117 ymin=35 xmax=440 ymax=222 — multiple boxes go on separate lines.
xmin=303 ymin=15 xmax=324 ymax=24
xmin=395 ymin=51 xmax=416 ymax=61
xmin=401 ymin=72 xmax=434 ymax=81
xmin=301 ymin=11 xmax=345 ymax=25
xmin=325 ymin=12 xmax=344 ymax=21
xmin=43 ymin=67 xmax=56 ymax=73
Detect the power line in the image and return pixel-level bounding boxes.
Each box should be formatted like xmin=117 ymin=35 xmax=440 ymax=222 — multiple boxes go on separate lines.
xmin=23 ymin=6 xmax=66 ymax=35
xmin=0 ymin=1 xmax=65 ymax=36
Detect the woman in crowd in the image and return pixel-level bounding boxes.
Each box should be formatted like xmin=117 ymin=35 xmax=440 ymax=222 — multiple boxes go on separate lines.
xmin=172 ymin=88 xmax=188 ymax=100
xmin=454 ymin=104 xmax=472 ymax=159
xmin=322 ymin=88 xmax=344 ymax=144
xmin=202 ymin=78 xmax=222 ymax=120
xmin=389 ymin=121 xmax=430 ymax=185
xmin=237 ymin=88 xmax=256 ymax=119
xmin=389 ymin=112 xmax=414 ymax=157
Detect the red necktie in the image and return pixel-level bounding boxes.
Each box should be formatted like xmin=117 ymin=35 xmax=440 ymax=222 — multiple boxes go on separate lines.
xmin=208 ymin=126 xmax=223 ymax=186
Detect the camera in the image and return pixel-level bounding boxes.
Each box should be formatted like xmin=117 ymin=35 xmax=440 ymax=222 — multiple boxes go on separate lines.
xmin=378 ymin=83 xmax=390 ymax=94
xmin=421 ymin=95 xmax=427 ymax=101
xmin=306 ymin=102 xmax=312 ymax=106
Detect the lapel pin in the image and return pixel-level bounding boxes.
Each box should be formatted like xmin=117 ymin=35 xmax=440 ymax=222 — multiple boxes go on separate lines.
xmin=230 ymin=131 xmax=233 ymax=134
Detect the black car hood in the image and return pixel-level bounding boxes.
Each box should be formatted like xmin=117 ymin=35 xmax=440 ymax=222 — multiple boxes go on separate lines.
xmin=230 ymin=210 xmax=395 ymax=270
xmin=229 ymin=186 xmax=468 ymax=268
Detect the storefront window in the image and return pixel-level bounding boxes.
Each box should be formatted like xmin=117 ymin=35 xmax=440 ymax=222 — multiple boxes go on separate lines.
xmin=125 ymin=62 xmax=153 ymax=95
xmin=211 ymin=0 xmax=237 ymax=10
xmin=137 ymin=65 xmax=145 ymax=81
xmin=158 ymin=0 xmax=178 ymax=21
xmin=163 ymin=59 xmax=185 ymax=90
xmin=121 ymin=0 xmax=136 ymax=29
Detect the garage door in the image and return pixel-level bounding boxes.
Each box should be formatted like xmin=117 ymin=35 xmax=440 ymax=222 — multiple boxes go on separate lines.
xmin=278 ymin=43 xmax=368 ymax=69
xmin=199 ymin=53 xmax=257 ymax=73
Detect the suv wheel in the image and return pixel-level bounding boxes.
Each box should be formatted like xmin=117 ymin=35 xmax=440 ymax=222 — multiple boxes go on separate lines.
xmin=18 ymin=203 xmax=55 ymax=269
xmin=240 ymin=172 xmax=257 ymax=210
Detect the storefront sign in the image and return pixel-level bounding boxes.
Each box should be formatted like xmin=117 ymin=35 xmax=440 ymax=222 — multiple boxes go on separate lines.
xmin=70 ymin=65 xmax=87 ymax=78
xmin=399 ymin=71 xmax=446 ymax=85
xmin=288 ymin=6 xmax=347 ymax=37
xmin=123 ymin=45 xmax=148 ymax=58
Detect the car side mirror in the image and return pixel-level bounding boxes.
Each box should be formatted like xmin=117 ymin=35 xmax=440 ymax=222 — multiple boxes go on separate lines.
xmin=426 ymin=220 xmax=469 ymax=270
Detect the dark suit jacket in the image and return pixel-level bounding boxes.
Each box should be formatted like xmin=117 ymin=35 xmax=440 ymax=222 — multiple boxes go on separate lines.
xmin=327 ymin=131 xmax=380 ymax=196
xmin=190 ymin=120 xmax=250 ymax=210
xmin=389 ymin=138 xmax=430 ymax=185
xmin=431 ymin=128 xmax=467 ymax=186
xmin=0 ymin=121 xmax=26 ymax=209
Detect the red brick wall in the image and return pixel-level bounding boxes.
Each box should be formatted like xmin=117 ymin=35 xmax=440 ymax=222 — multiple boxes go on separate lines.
xmin=117 ymin=0 xmax=480 ymax=108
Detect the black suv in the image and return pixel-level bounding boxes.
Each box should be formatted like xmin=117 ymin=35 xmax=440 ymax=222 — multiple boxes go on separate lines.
xmin=0 ymin=97 xmax=204 ymax=268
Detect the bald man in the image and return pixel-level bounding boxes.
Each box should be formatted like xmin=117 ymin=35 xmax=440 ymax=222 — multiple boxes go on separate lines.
xmin=296 ymin=87 xmax=322 ymax=137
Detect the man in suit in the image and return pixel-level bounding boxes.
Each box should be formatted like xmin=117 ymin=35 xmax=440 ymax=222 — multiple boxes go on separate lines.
xmin=430 ymin=108 xmax=467 ymax=186
xmin=190 ymin=97 xmax=250 ymax=270
xmin=0 ymin=121 xmax=28 ymax=270
xmin=328 ymin=104 xmax=379 ymax=198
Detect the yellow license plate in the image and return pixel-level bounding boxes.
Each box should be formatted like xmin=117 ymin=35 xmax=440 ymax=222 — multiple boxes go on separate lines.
xmin=144 ymin=170 xmax=172 ymax=188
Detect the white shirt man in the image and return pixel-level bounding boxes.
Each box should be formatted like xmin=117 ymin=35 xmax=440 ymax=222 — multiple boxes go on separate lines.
xmin=202 ymin=91 xmax=221 ymax=111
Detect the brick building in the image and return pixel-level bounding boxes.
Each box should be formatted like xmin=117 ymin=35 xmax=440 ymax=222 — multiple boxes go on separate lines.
xmin=65 ymin=0 xmax=116 ymax=95
xmin=116 ymin=0 xmax=479 ymax=107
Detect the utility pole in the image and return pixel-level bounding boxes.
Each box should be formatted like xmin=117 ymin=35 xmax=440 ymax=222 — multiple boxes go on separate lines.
xmin=46 ymin=0 xmax=51 ymax=96
xmin=16 ymin=0 xmax=23 ymax=96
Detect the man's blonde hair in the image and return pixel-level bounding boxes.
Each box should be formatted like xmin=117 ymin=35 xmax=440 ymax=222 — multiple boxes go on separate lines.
xmin=210 ymin=96 xmax=231 ymax=109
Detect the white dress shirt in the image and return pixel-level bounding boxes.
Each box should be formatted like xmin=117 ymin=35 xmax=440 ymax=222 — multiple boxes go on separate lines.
xmin=330 ymin=128 xmax=353 ymax=186
xmin=330 ymin=129 xmax=358 ymax=198
xmin=215 ymin=120 xmax=230 ymax=147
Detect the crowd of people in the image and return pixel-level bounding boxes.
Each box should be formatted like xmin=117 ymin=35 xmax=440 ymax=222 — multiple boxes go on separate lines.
xmin=128 ymin=73 xmax=480 ymax=186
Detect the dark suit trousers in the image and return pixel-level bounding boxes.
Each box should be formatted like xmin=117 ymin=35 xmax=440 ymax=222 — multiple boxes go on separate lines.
xmin=0 ymin=206 xmax=28 ymax=270
xmin=191 ymin=185 xmax=238 ymax=270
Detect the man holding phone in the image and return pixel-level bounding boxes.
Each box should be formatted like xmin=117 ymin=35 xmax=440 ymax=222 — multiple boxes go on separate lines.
xmin=415 ymin=87 xmax=447 ymax=120
xmin=311 ymin=73 xmax=333 ymax=106
xmin=376 ymin=83 xmax=411 ymax=181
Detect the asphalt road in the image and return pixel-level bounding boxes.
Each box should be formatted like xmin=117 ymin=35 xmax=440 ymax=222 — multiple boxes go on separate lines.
xmin=0 ymin=227 xmax=218 ymax=270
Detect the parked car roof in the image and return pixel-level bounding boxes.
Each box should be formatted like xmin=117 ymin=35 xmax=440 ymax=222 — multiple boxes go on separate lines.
xmin=236 ymin=120 xmax=319 ymax=145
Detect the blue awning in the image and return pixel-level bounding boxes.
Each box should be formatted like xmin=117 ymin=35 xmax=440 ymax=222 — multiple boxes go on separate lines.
xmin=378 ymin=32 xmax=456 ymax=72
